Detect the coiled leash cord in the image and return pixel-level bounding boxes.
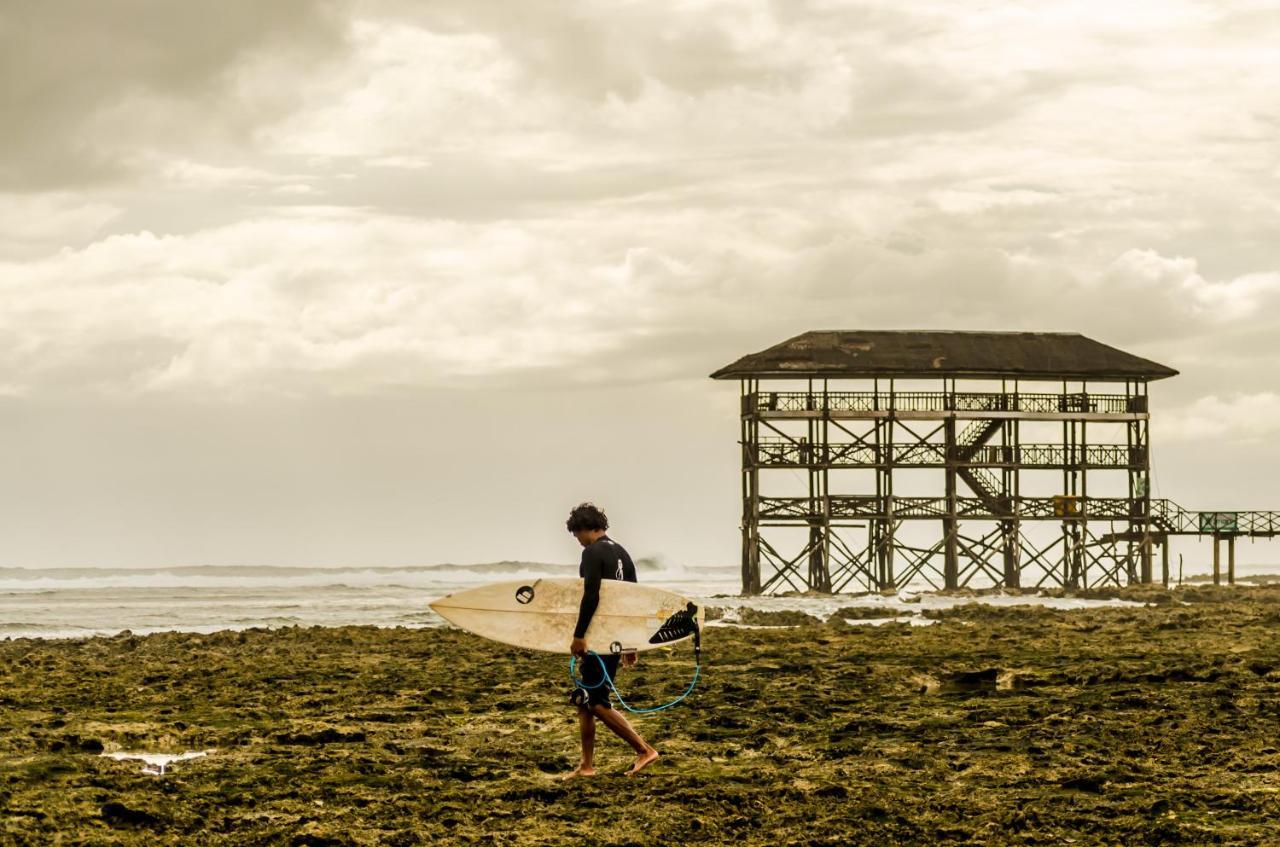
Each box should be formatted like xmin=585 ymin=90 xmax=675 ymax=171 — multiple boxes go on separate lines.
xmin=568 ymin=621 xmax=702 ymax=715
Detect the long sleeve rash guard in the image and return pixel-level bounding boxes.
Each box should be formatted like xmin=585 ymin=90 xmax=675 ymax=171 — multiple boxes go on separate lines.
xmin=573 ymin=536 xmax=638 ymax=640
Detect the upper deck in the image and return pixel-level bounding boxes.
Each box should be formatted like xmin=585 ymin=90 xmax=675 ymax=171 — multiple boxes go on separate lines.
xmin=744 ymin=389 xmax=1148 ymax=421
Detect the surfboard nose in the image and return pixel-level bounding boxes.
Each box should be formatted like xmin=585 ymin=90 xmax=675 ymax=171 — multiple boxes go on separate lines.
xmin=427 ymin=591 xmax=455 ymax=611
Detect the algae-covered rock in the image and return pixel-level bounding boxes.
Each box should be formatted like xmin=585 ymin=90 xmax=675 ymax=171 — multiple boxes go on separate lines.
xmin=101 ymin=801 xmax=159 ymax=828
xmin=734 ymin=607 xmax=823 ymax=627
xmin=4 ymin=592 xmax=1280 ymax=845
xmin=832 ymin=606 xmax=903 ymax=620
xmin=273 ymin=726 xmax=367 ymax=745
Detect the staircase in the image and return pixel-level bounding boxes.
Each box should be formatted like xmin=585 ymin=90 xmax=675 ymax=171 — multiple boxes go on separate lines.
xmin=1150 ymin=499 xmax=1195 ymax=534
xmin=957 ymin=420 xmax=1002 ymax=459
xmin=954 ymin=420 xmax=1012 ymax=515
xmin=958 ymin=466 xmax=1013 ymax=516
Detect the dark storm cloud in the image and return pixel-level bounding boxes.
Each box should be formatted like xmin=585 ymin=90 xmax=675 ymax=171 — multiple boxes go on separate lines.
xmin=0 ymin=0 xmax=350 ymax=190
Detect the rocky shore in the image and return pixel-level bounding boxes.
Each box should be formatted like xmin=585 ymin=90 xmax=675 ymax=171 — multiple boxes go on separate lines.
xmin=4 ymin=584 xmax=1280 ymax=846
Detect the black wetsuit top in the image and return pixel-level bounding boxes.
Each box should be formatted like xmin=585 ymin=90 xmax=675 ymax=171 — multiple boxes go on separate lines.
xmin=573 ymin=536 xmax=638 ymax=639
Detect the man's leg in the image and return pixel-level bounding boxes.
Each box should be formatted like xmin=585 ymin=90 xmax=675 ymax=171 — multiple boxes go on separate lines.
xmin=562 ymin=706 xmax=597 ymax=779
xmin=591 ymin=705 xmax=659 ymax=775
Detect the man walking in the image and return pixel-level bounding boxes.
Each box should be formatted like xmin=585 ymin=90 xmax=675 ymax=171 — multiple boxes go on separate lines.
xmin=563 ymin=502 xmax=660 ymax=779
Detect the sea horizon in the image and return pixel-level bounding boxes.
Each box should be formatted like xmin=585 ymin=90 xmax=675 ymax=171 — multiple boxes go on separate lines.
xmin=0 ymin=559 xmax=741 ymax=640
xmin=4 ymin=559 xmax=1276 ymax=641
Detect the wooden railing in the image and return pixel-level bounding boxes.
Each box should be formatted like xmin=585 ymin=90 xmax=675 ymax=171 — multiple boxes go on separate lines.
xmin=1151 ymin=501 xmax=1280 ymax=535
xmin=752 ymin=440 xmax=1145 ymax=468
xmin=757 ymin=496 xmax=1140 ymax=521
xmin=753 ymin=496 xmax=1280 ymax=533
xmin=748 ymin=391 xmax=1144 ymax=415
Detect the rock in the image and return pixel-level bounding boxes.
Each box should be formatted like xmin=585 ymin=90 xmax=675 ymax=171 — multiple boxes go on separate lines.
xmin=273 ymin=727 xmax=366 ymax=745
xmin=1059 ymin=776 xmax=1104 ymax=793
xmin=101 ymin=801 xmax=159 ymax=828
xmin=937 ymin=668 xmax=1000 ymax=694
xmin=833 ymin=606 xmax=902 ymax=620
xmin=291 ymin=831 xmax=350 ymax=847
xmin=77 ymin=737 xmax=104 ymax=753
xmin=736 ymin=608 xmax=823 ymax=627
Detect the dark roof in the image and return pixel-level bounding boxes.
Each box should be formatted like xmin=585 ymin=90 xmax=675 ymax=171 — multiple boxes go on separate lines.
xmin=709 ymin=331 xmax=1179 ymax=382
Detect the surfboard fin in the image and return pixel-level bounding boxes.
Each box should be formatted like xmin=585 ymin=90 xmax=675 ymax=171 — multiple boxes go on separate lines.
xmin=647 ymin=602 xmax=699 ymax=645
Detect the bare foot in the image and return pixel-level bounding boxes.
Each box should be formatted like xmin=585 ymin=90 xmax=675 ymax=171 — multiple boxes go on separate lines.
xmin=625 ymin=749 xmax=659 ymax=776
xmin=560 ymin=766 xmax=597 ymax=780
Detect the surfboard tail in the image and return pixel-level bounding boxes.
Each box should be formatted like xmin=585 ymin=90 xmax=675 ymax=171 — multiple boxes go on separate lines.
xmin=648 ymin=602 xmax=700 ymax=645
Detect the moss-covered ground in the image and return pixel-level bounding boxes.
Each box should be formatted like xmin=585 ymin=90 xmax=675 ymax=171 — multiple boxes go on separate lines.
xmin=4 ymin=584 xmax=1280 ymax=846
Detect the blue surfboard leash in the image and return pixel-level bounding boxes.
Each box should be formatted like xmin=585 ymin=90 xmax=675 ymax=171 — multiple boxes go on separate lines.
xmin=568 ymin=622 xmax=702 ymax=714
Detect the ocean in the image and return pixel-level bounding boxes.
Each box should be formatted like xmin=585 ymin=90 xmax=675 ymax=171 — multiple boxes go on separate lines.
xmin=0 ymin=560 xmax=742 ymax=640
xmin=0 ymin=557 xmax=1178 ymax=640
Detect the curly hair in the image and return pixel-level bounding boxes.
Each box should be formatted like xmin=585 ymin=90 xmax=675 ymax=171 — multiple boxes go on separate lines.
xmin=566 ymin=502 xmax=609 ymax=533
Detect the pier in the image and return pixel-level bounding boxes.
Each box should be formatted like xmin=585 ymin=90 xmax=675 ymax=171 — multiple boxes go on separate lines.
xmin=712 ymin=330 xmax=1278 ymax=594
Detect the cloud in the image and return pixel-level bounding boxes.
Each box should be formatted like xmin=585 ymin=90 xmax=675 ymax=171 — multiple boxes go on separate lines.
xmin=0 ymin=0 xmax=350 ymax=190
xmin=0 ymin=211 xmax=662 ymax=397
xmin=0 ymin=193 xmax=121 ymax=259
xmin=3 ymin=189 xmax=1279 ymax=401
xmin=2 ymin=0 xmax=1279 ymax=404
xmin=1160 ymin=393 xmax=1280 ymax=443
xmin=4 ymin=1 xmax=1280 ymax=570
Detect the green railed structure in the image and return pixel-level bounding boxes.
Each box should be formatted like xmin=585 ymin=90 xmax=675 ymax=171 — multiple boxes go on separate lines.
xmin=711 ymin=330 xmax=1279 ymax=594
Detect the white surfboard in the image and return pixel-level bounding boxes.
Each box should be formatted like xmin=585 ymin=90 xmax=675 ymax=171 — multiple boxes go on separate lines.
xmin=429 ymin=578 xmax=703 ymax=654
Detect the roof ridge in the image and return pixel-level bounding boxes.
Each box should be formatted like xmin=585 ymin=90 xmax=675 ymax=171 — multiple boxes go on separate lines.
xmin=709 ymin=330 xmax=1178 ymax=381
xmin=800 ymin=329 xmax=1086 ymax=336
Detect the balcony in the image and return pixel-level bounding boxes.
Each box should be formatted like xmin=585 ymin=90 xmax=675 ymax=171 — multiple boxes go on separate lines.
xmin=756 ymin=495 xmax=1146 ymax=522
xmin=746 ymin=390 xmax=1146 ymax=419
xmin=751 ymin=440 xmax=1146 ymax=469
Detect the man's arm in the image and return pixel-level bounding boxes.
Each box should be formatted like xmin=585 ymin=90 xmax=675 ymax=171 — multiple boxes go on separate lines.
xmin=571 ymin=553 xmax=602 ymax=654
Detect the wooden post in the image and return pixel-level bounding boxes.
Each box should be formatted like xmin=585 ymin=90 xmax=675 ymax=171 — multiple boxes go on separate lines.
xmin=1002 ymin=521 xmax=1019 ymax=588
xmin=807 ymin=410 xmax=830 ymax=592
xmin=1009 ymin=415 xmax=1022 ymax=588
xmin=1161 ymin=536 xmax=1170 ymax=587
xmin=742 ymin=379 xmax=761 ymax=595
xmin=944 ymin=414 xmax=959 ymax=590
xmin=1061 ymin=413 xmax=1072 ymax=589
xmin=1228 ymin=536 xmax=1236 ymax=586
xmin=885 ymin=381 xmax=897 ymax=590
xmin=875 ymin=416 xmax=894 ymax=591
xmin=1002 ymin=417 xmax=1018 ymax=587
xmin=809 ymin=523 xmax=827 ymax=592
xmin=1213 ymin=535 xmax=1221 ymax=586
xmin=1080 ymin=415 xmax=1090 ymax=586
xmin=1138 ymin=411 xmax=1154 ymax=584
xmin=742 ymin=383 xmax=748 ymax=590
xmin=822 ymin=381 xmax=832 ymax=591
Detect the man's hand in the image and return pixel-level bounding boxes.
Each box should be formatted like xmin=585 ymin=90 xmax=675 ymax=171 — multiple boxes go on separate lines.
xmin=570 ymin=637 xmax=587 ymax=657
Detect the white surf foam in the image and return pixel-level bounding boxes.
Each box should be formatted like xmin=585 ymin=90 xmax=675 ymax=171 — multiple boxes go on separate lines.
xmin=698 ymin=590 xmax=1147 ymax=627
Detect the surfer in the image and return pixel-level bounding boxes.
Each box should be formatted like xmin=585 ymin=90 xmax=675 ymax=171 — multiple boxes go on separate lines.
xmin=563 ymin=502 xmax=660 ymax=779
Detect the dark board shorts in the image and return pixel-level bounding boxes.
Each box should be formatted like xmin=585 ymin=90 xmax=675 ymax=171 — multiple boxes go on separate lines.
xmin=577 ymin=653 xmax=620 ymax=709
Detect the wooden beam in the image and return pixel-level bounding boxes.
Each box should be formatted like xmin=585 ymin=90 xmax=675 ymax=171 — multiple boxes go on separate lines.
xmin=1213 ymin=535 xmax=1221 ymax=586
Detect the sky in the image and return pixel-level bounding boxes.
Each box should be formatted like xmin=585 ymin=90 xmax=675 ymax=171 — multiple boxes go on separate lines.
xmin=1 ymin=0 xmax=1278 ymax=572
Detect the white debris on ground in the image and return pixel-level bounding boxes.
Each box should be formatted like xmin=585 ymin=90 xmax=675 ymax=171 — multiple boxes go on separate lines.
xmin=101 ymin=749 xmax=215 ymax=776
xmin=840 ymin=616 xmax=938 ymax=627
